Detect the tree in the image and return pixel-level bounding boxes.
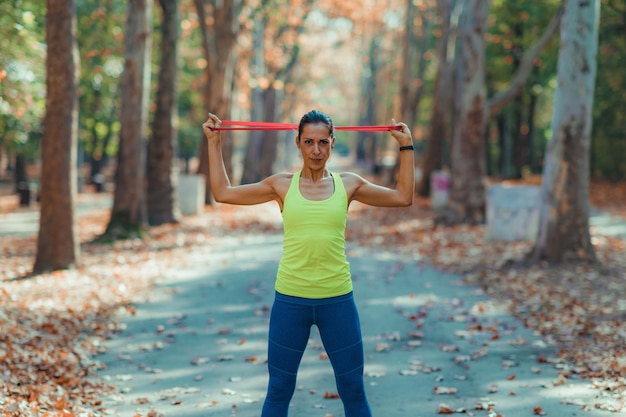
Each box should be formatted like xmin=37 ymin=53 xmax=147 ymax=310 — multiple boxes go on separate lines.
xmin=530 ymin=0 xmax=600 ymax=263
xmin=349 ymin=0 xmax=401 ymax=171
xmin=194 ymin=0 xmax=241 ymax=203
xmin=484 ymin=1 xmax=562 ymax=179
xmin=591 ymin=0 xmax=626 ymax=180
xmin=418 ymin=0 xmax=456 ymax=196
xmin=33 ymin=0 xmax=80 ymax=273
xmin=445 ymin=0 xmax=489 ymax=224
xmin=441 ymin=0 xmax=562 ymax=224
xmin=147 ymin=0 xmax=181 ymax=225
xmin=399 ymin=0 xmax=431 ymax=133
xmin=487 ymin=3 xmax=563 ymax=179
xmin=102 ymin=0 xmax=153 ymax=239
xmin=76 ymin=0 xmax=126 ymax=188
xmin=240 ymin=0 xmax=313 ymax=184
xmin=0 ymin=1 xmax=46 ymax=191
xmin=355 ymin=36 xmax=381 ymax=169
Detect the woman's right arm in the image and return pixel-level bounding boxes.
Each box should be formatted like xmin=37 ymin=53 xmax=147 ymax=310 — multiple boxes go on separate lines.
xmin=202 ymin=113 xmax=279 ymax=205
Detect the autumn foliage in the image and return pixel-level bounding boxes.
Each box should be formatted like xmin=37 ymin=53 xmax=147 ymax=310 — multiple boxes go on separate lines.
xmin=1 ymin=179 xmax=625 ymax=414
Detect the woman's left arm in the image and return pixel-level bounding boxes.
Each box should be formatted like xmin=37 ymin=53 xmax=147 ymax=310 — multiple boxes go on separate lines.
xmin=350 ymin=120 xmax=414 ymax=207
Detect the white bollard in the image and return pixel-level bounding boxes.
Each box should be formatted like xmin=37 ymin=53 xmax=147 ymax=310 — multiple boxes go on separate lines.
xmin=486 ymin=184 xmax=541 ymax=241
xmin=177 ymin=175 xmax=206 ymax=216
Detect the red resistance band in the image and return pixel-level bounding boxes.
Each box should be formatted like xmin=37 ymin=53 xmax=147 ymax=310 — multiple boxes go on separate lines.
xmin=214 ymin=120 xmax=401 ymax=132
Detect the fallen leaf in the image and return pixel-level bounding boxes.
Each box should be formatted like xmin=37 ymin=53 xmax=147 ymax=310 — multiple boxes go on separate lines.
xmin=376 ymin=343 xmax=392 ymax=352
xmin=436 ymin=404 xmax=456 ymax=414
xmin=191 ymin=356 xmax=210 ymax=366
xmin=434 ymin=386 xmax=458 ymax=395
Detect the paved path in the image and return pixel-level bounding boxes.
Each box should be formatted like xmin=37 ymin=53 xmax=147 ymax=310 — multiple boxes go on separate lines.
xmin=2 ymin=193 xmax=624 ymax=241
xmin=590 ymin=209 xmax=626 ymax=240
xmin=1 ymin=195 xmax=622 ymax=415
xmin=0 ymin=193 xmax=112 ymax=237
xmin=97 ymin=234 xmax=611 ymax=417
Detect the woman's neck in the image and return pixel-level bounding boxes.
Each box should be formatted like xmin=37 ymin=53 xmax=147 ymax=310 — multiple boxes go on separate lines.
xmin=300 ymin=166 xmax=330 ymax=183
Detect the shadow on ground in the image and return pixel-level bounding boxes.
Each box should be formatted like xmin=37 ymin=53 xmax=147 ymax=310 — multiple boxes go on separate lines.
xmin=97 ymin=234 xmax=610 ymax=417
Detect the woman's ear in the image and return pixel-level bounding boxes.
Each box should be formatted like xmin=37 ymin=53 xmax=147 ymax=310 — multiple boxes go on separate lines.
xmin=295 ymin=135 xmax=301 ymax=149
xmin=331 ymin=136 xmax=336 ymax=148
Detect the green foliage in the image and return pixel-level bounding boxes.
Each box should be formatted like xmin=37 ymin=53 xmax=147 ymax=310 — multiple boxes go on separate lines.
xmin=592 ymin=0 xmax=626 ymax=180
xmin=175 ymin=3 xmax=205 ymax=161
xmin=0 ymin=0 xmax=46 ymax=158
xmin=486 ymin=0 xmax=562 ymax=176
xmin=0 ymin=0 xmax=624 ymax=181
xmin=76 ymin=0 xmax=126 ymax=165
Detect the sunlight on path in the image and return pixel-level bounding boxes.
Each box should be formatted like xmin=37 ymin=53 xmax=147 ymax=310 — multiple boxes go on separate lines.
xmin=97 ymin=234 xmax=614 ymax=417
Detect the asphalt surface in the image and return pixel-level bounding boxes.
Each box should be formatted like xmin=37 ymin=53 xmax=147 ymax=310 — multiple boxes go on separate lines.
xmin=1 ymin=193 xmax=623 ymax=416
xmin=95 ymin=234 xmax=613 ymax=417
xmin=2 ymin=194 xmax=625 ymax=241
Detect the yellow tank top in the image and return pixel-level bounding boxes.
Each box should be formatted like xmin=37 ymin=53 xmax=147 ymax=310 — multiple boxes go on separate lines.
xmin=275 ymin=170 xmax=352 ymax=298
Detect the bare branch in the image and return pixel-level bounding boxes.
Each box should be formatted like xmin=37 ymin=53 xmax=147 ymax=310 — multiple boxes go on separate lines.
xmin=487 ymin=6 xmax=564 ymax=120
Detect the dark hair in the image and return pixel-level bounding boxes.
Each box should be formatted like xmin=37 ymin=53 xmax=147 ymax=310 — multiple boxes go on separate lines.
xmin=297 ymin=110 xmax=335 ymax=139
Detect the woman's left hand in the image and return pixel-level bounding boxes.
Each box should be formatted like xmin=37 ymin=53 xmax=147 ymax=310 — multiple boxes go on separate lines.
xmin=390 ymin=119 xmax=413 ymax=146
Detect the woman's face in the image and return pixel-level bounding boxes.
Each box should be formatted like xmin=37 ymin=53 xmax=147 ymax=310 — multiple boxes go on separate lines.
xmin=297 ymin=123 xmax=335 ymax=169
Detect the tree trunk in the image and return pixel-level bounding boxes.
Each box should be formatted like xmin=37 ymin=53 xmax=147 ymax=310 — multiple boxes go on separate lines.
xmin=510 ymin=21 xmax=525 ymax=180
xmin=87 ymin=88 xmax=116 ymax=185
xmin=526 ymin=82 xmax=540 ymax=174
xmin=499 ymin=109 xmax=513 ymax=178
xmin=487 ymin=6 xmax=563 ymax=118
xmin=511 ymin=94 xmax=526 ymax=179
xmin=33 ymin=0 xmax=80 ymax=273
xmin=240 ymin=87 xmax=265 ymax=184
xmin=195 ymin=0 xmax=238 ymax=203
xmin=418 ymin=0 xmax=455 ymax=197
xmin=356 ymin=36 xmax=379 ymax=172
xmin=240 ymin=17 xmax=266 ymax=185
xmin=259 ymin=86 xmax=279 ymax=179
xmin=399 ymin=0 xmax=416 ymax=127
xmin=443 ymin=0 xmax=489 ymax=225
xmin=147 ymin=0 xmax=180 ymax=226
xmin=531 ymin=0 xmax=599 ymax=263
xmin=14 ymin=153 xmax=28 ymax=192
xmin=103 ymin=0 xmax=152 ymax=239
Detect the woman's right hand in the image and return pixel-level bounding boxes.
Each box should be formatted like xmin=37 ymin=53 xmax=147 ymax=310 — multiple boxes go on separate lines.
xmin=202 ymin=113 xmax=221 ymax=141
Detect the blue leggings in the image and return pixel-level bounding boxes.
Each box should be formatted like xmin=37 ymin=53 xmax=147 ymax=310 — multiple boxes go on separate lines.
xmin=261 ymin=292 xmax=372 ymax=417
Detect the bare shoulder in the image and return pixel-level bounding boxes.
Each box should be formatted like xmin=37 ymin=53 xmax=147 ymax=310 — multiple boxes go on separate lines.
xmin=265 ymin=171 xmax=294 ymax=185
xmin=338 ymin=171 xmax=367 ymax=185
xmin=338 ymin=171 xmax=367 ymax=196
xmin=264 ymin=171 xmax=294 ymax=199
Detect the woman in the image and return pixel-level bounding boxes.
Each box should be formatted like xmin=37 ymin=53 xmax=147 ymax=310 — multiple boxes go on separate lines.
xmin=202 ymin=110 xmax=414 ymax=417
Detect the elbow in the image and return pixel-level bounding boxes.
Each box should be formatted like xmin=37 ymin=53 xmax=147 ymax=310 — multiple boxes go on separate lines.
xmin=401 ymin=193 xmax=414 ymax=207
xmin=393 ymin=196 xmax=413 ymax=207
xmin=212 ymin=189 xmax=227 ymax=203
xmin=398 ymin=189 xmax=414 ymax=207
xmin=210 ymin=182 xmax=230 ymax=203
